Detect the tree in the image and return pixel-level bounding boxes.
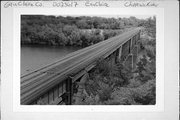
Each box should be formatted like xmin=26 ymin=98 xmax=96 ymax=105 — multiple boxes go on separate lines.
xmin=80 ymin=32 xmax=92 ymax=47
xmin=76 ymin=20 xmax=89 ymax=29
xmin=22 ymin=15 xmax=152 ymax=47
xmin=57 ymin=32 xmax=68 ymax=46
xmin=63 ymin=25 xmax=78 ymax=36
xmin=68 ymin=31 xmax=81 ymax=46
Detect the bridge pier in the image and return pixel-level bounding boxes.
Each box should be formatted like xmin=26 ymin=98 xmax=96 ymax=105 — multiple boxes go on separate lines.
xmin=131 ymin=54 xmax=134 ymax=70
xmin=106 ymin=51 xmax=116 ymax=65
xmin=123 ymin=46 xmax=139 ymax=71
xmin=74 ymin=72 xmax=89 ymax=105
xmin=132 ymin=45 xmax=139 ymax=70
xmin=115 ymin=46 xmax=122 ymax=63
xmin=66 ymin=77 xmax=73 ymax=105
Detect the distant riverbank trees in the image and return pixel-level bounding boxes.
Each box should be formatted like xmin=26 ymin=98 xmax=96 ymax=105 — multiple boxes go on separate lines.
xmin=21 ymin=15 xmax=155 ymax=47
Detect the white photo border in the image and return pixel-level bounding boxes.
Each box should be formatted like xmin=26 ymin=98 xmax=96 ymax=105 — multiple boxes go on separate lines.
xmin=13 ymin=8 xmax=164 ymax=112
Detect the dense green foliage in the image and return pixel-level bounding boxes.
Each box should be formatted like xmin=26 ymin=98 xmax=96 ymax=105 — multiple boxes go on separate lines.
xmin=21 ymin=15 xmax=148 ymax=47
xmin=75 ymin=17 xmax=156 ymax=105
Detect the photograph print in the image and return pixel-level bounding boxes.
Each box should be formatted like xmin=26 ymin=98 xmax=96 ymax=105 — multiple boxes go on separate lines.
xmin=21 ymin=15 xmax=156 ymax=105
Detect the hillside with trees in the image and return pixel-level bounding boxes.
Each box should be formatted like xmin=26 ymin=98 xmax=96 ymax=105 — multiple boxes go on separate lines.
xmin=21 ymin=15 xmax=150 ymax=47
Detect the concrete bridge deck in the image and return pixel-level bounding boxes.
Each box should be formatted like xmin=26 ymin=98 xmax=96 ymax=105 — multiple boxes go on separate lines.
xmin=21 ymin=27 xmax=141 ymax=105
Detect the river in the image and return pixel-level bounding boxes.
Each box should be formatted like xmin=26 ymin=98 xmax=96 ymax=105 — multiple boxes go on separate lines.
xmin=21 ymin=45 xmax=81 ymax=75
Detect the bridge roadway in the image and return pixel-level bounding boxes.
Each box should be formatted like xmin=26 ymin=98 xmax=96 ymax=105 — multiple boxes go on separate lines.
xmin=21 ymin=27 xmax=141 ymax=105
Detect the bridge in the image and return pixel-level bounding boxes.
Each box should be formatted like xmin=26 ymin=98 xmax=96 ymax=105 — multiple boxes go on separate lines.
xmin=21 ymin=28 xmax=141 ymax=105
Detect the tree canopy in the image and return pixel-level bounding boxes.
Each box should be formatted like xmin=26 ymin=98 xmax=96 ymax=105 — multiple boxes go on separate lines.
xmin=21 ymin=15 xmax=155 ymax=47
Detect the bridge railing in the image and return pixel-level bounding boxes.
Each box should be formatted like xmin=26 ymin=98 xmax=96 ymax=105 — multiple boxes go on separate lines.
xmin=21 ymin=28 xmax=141 ymax=105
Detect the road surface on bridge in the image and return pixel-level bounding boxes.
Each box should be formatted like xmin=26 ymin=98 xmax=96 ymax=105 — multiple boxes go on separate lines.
xmin=21 ymin=27 xmax=141 ymax=104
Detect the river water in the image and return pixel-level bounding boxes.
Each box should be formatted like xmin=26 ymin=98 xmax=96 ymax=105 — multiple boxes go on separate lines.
xmin=21 ymin=45 xmax=81 ymax=75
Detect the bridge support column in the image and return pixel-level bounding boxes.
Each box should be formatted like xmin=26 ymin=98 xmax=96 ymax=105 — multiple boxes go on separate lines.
xmin=131 ymin=46 xmax=139 ymax=70
xmin=66 ymin=77 xmax=73 ymax=105
xmin=136 ymin=45 xmax=139 ymax=67
xmin=74 ymin=72 xmax=89 ymax=105
xmin=130 ymin=38 xmax=133 ymax=53
xmin=107 ymin=51 xmax=116 ymax=65
xmin=131 ymin=54 xmax=134 ymax=70
xmin=115 ymin=46 xmax=122 ymax=63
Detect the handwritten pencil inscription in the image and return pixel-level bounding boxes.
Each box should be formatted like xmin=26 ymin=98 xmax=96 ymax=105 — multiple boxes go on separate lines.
xmin=124 ymin=1 xmax=158 ymax=7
